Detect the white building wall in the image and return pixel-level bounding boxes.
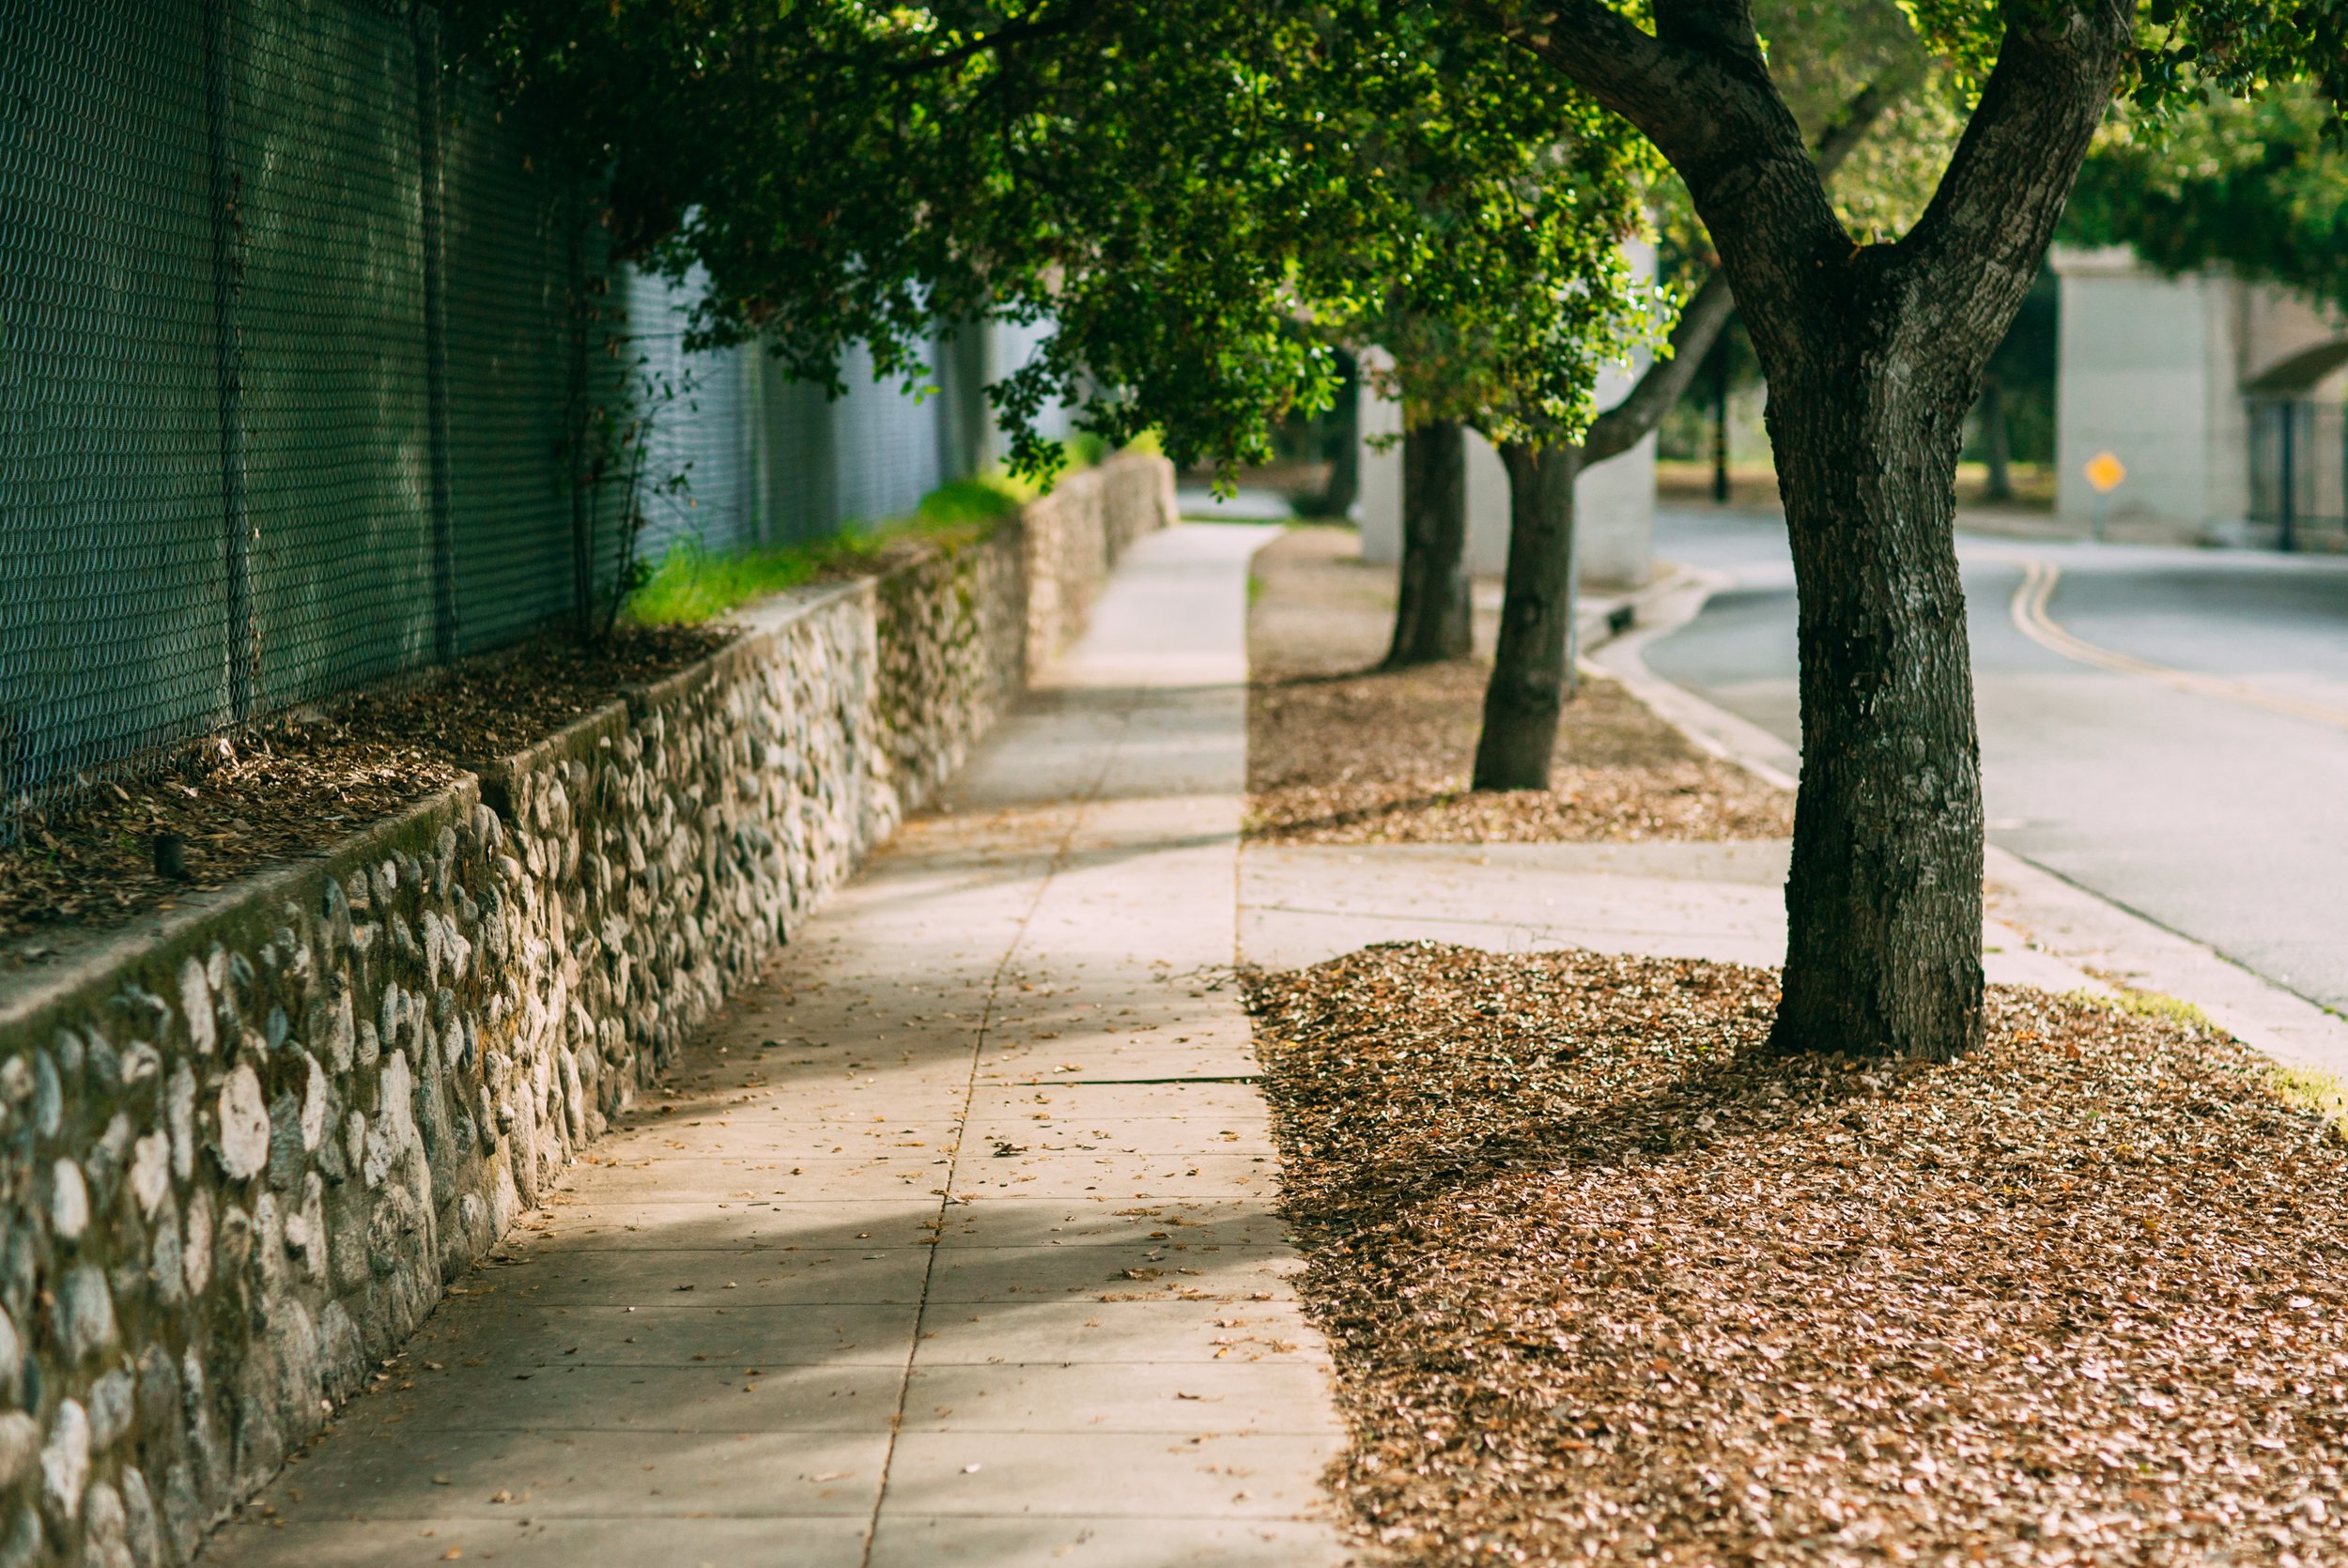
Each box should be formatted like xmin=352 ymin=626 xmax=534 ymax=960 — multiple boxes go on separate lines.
xmin=2052 ymin=245 xmax=2234 ymax=534
xmin=1358 ymin=346 xmax=1405 ymax=551
xmin=1360 ymin=366 xmax=1658 ymax=587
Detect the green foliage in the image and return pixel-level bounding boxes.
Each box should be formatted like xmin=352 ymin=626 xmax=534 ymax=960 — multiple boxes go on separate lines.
xmin=1314 ymin=21 xmax=1662 ymax=446
xmin=443 ymin=2 xmax=1673 ymax=478
xmin=1642 ymin=0 xmax=1964 ymax=283
xmin=625 ymin=472 xmax=1026 ymax=626
xmin=442 ymin=2 xmax=1337 ymax=479
xmin=2064 ymin=89 xmax=2348 ymax=313
xmin=444 ymin=0 xmax=2348 ymax=501
xmin=1761 ymin=0 xmax=1962 ymax=239
xmin=1897 ymin=0 xmax=2348 ymax=115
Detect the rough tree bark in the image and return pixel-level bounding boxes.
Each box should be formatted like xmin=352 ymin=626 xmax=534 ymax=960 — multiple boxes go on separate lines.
xmin=1462 ymin=0 xmax=2132 ymax=1058
xmin=1474 ymin=441 xmax=1583 ymax=788
xmin=1386 ymin=418 xmax=1472 ymax=666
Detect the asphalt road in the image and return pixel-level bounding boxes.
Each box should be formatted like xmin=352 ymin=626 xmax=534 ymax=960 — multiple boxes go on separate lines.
xmin=1644 ymin=506 xmax=2348 ymax=1013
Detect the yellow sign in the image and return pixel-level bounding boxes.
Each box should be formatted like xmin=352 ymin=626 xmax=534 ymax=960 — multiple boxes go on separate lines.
xmin=2084 ymin=451 xmax=2126 ymax=494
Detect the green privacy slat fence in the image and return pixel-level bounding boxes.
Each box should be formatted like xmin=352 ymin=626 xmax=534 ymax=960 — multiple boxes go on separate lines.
xmin=438 ymin=73 xmax=607 ymax=654
xmin=0 ymin=0 xmax=230 ymax=796
xmin=0 ymin=0 xmax=980 ymax=809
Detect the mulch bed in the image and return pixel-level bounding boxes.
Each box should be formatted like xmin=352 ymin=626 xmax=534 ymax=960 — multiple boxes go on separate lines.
xmin=1249 ymin=662 xmax=1794 ymax=844
xmin=1249 ymin=942 xmax=2348 ymax=1566
xmin=0 ymin=626 xmax=725 ymax=953
xmin=1246 ymin=528 xmax=1791 ymax=844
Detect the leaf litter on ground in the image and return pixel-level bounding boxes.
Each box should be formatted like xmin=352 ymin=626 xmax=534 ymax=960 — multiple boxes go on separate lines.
xmin=1246 ymin=528 xmax=1790 ymax=844
xmin=1248 ymin=942 xmax=2348 ymax=1565
xmin=0 ymin=625 xmax=725 ymax=952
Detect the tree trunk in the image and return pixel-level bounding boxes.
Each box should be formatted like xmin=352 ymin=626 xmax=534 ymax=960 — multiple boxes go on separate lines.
xmin=1385 ymin=418 xmax=1471 ymax=666
xmin=1475 ymin=0 xmax=2127 ymax=1065
xmin=1469 ymin=271 xmax=1739 ymax=793
xmin=1766 ymin=368 xmax=1985 ymax=1062
xmin=1979 ymin=375 xmax=2012 ymax=501
xmin=1473 ymin=442 xmax=1581 ymax=790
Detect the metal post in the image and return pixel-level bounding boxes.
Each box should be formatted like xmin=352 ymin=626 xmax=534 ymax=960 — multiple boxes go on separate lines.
xmin=565 ymin=192 xmax=596 ymax=639
xmin=1709 ymin=344 xmax=1730 ymax=505
xmin=2280 ymin=401 xmax=2298 ymax=554
xmin=414 ymin=3 xmax=458 ymax=661
xmin=204 ymin=0 xmax=254 ymax=723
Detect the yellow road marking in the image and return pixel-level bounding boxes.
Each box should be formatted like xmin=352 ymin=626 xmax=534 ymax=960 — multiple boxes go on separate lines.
xmin=2005 ymin=557 xmax=2348 ymax=733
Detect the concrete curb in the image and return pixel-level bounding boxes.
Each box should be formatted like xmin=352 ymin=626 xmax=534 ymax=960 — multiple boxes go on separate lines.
xmin=1589 ymin=564 xmax=2348 ymax=1083
xmin=1571 ymin=561 xmax=1700 ymax=662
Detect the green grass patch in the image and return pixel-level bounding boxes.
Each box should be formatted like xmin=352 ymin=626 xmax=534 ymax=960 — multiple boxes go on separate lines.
xmin=626 ymin=473 xmax=1026 ymax=627
xmin=2268 ymin=1063 xmax=2348 ymax=1135
xmin=2067 ymin=987 xmax=2346 ymax=1138
xmin=2065 ymin=986 xmax=2218 ymax=1033
xmin=626 ymin=435 xmax=1143 ymax=625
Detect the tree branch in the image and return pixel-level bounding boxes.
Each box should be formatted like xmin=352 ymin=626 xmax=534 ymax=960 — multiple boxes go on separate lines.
xmin=1650 ymin=0 xmax=1765 ymax=73
xmin=1897 ymin=1 xmax=2131 ymax=361
xmin=1446 ymin=0 xmax=1732 ymax=175
xmin=888 ymin=0 xmax=1097 ymax=78
xmin=1452 ymin=0 xmax=1840 ymax=336
xmin=1577 ymin=77 xmax=1895 ymax=465
xmin=1581 ymin=270 xmax=1734 ymax=463
xmin=1812 ymin=83 xmax=1889 ymax=187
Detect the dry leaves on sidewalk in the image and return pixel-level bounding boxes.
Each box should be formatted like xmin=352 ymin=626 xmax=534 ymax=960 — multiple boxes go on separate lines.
xmin=1250 ymin=943 xmax=2348 ymax=1565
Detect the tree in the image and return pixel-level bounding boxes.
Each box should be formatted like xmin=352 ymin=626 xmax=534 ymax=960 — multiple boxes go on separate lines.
xmin=1453 ymin=0 xmax=2345 ymax=1059
xmin=451 ymin=3 xmax=1356 ymax=481
xmin=1473 ymin=3 xmax=1935 ymax=791
xmin=451 ymin=3 xmax=1666 ymax=699
xmin=1470 ymin=275 xmax=1733 ymax=787
xmin=1386 ymin=418 xmax=1475 ymax=663
xmin=1320 ymin=33 xmax=1661 ymax=670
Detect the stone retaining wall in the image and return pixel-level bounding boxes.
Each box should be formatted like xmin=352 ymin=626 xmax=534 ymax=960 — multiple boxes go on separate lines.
xmin=0 ymin=453 xmax=1173 ymax=1566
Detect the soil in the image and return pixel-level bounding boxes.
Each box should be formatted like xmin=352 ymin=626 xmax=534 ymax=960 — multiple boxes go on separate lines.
xmin=1249 ymin=941 xmax=2348 ymax=1566
xmin=1247 ymin=528 xmax=1792 ymax=843
xmin=0 ymin=625 xmax=726 ymax=956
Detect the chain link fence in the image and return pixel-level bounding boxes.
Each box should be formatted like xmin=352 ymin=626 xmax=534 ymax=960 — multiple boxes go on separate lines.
xmin=0 ymin=0 xmax=986 ymax=808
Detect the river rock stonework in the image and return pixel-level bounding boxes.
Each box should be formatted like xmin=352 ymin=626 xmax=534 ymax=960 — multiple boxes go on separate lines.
xmin=0 ymin=453 xmax=1172 ymax=1565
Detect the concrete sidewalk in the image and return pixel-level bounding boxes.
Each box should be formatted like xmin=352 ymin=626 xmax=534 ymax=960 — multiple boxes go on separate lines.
xmin=217 ymin=524 xmax=1350 ymax=1568
xmin=1242 ymin=839 xmax=2095 ymax=992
